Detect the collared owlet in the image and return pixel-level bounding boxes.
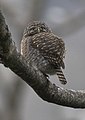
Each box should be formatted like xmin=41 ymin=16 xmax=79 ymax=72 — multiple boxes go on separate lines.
xmin=21 ymin=21 xmax=67 ymax=85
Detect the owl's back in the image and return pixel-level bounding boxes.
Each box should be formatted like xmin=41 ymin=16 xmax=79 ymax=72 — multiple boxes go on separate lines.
xmin=21 ymin=32 xmax=65 ymax=74
xmin=21 ymin=34 xmax=57 ymax=74
xmin=21 ymin=21 xmax=67 ymax=84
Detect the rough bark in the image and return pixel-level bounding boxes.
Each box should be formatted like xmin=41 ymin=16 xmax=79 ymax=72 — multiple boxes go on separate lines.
xmin=0 ymin=10 xmax=85 ymax=109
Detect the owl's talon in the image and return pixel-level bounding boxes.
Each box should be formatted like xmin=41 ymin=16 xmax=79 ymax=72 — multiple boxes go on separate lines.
xmin=43 ymin=73 xmax=49 ymax=79
xmin=41 ymin=71 xmax=49 ymax=78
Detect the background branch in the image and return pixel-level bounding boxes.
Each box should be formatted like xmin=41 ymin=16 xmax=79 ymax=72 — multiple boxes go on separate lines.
xmin=0 ymin=10 xmax=85 ymax=109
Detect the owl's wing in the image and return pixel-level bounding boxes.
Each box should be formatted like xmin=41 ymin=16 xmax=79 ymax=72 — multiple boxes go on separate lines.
xmin=21 ymin=36 xmax=31 ymax=63
xmin=31 ymin=32 xmax=65 ymax=69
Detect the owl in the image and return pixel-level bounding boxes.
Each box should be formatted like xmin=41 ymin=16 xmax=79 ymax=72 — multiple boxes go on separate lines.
xmin=21 ymin=21 xmax=67 ymax=85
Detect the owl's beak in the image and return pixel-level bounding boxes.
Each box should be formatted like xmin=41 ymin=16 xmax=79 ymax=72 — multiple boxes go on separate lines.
xmin=38 ymin=27 xmax=40 ymax=33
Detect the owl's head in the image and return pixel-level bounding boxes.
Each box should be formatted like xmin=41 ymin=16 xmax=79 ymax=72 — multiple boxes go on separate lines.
xmin=24 ymin=21 xmax=52 ymax=37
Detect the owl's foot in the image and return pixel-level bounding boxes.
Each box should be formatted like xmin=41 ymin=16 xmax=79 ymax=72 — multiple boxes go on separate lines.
xmin=42 ymin=72 xmax=49 ymax=79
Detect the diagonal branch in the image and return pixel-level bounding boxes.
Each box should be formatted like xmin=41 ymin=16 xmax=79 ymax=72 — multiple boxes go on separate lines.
xmin=0 ymin=10 xmax=85 ymax=109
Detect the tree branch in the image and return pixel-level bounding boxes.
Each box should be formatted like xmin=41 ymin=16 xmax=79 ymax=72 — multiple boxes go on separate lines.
xmin=0 ymin=10 xmax=85 ymax=109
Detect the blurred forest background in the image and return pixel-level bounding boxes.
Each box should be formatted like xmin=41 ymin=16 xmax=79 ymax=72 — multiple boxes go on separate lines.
xmin=0 ymin=0 xmax=85 ymax=120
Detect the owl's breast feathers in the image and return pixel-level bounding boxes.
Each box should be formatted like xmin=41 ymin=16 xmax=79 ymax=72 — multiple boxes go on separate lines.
xmin=30 ymin=32 xmax=65 ymax=69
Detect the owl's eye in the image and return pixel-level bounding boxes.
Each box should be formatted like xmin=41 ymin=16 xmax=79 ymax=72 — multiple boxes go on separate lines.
xmin=41 ymin=27 xmax=46 ymax=32
xmin=29 ymin=27 xmax=36 ymax=35
xmin=30 ymin=28 xmax=34 ymax=33
xmin=43 ymin=28 xmax=47 ymax=32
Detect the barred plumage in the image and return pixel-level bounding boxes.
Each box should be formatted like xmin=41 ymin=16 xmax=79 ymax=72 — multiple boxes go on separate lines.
xmin=21 ymin=21 xmax=67 ymax=85
xmin=56 ymin=68 xmax=67 ymax=84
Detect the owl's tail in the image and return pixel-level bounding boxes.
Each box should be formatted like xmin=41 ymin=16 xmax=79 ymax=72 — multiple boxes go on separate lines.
xmin=56 ymin=68 xmax=67 ymax=85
